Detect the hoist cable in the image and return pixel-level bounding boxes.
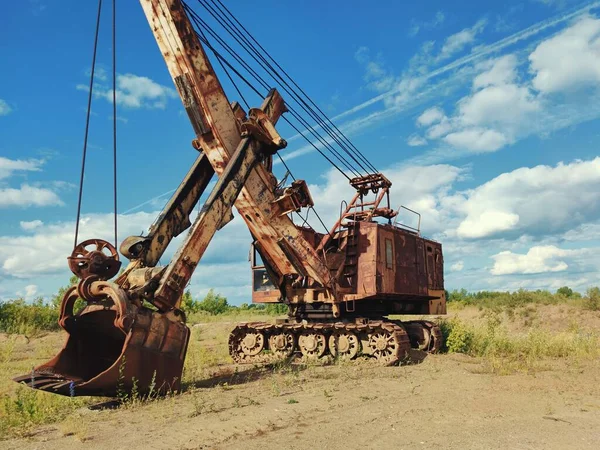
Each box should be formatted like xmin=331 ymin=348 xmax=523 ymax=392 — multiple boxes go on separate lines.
xmin=196 ymin=1 xmax=367 ymax=174
xmin=74 ymin=0 xmax=103 ymax=249
xmin=193 ymin=0 xmax=369 ymax=176
xmin=276 ymin=154 xmax=295 ymax=182
xmin=187 ymin=9 xmax=335 ymax=233
xmin=185 ymin=7 xmax=355 ymax=179
xmin=200 ymin=0 xmax=375 ymax=175
xmin=184 ymin=5 xmax=359 ymax=177
xmin=111 ymin=0 xmax=118 ymax=248
xmin=204 ymin=0 xmax=378 ymax=174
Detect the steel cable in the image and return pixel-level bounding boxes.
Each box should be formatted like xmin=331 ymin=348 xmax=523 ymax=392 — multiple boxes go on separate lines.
xmin=185 ymin=5 xmax=356 ymax=179
xmin=74 ymin=0 xmax=103 ymax=248
xmin=112 ymin=0 xmax=118 ymax=248
xmin=192 ymin=0 xmax=368 ymax=176
xmin=200 ymin=0 xmax=377 ymax=174
xmin=189 ymin=9 xmax=334 ymax=234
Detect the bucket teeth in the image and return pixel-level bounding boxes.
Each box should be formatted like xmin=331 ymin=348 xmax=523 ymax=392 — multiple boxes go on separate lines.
xmin=13 ymin=373 xmax=75 ymax=394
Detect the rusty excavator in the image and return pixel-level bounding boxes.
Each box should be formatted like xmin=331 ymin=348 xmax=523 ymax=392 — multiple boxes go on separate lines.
xmin=14 ymin=0 xmax=446 ymax=397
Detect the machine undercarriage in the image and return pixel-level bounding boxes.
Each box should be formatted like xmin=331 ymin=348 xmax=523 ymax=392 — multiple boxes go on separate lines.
xmin=229 ymin=319 xmax=443 ymax=366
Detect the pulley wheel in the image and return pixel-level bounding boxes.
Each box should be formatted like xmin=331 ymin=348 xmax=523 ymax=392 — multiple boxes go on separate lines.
xmin=68 ymin=239 xmax=121 ymax=281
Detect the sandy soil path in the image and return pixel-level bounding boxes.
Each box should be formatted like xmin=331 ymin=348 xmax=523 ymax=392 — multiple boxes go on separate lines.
xmin=3 ymin=354 xmax=599 ymax=450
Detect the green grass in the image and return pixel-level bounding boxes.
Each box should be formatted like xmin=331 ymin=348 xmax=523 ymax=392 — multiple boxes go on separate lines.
xmin=440 ymin=313 xmax=600 ymax=374
xmin=2 ymin=285 xmax=600 ymax=438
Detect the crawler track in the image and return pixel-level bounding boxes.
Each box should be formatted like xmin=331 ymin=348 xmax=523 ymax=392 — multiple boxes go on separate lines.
xmin=228 ymin=319 xmax=442 ymax=365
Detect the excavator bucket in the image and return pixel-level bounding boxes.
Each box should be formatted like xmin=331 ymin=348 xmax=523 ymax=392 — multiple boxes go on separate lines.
xmin=13 ymin=283 xmax=190 ymax=397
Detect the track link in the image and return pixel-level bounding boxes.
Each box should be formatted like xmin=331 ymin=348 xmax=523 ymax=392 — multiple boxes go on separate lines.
xmin=228 ymin=319 xmax=413 ymax=366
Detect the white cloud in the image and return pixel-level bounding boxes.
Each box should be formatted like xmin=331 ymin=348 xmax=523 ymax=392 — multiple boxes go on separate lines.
xmin=457 ymin=210 xmax=520 ymax=238
xmin=338 ymin=11 xmax=600 ymax=167
xmin=438 ymin=19 xmax=487 ymax=61
xmin=354 ymin=47 xmax=396 ymax=92
xmin=409 ymin=11 xmax=445 ymax=37
xmin=529 ymin=15 xmax=600 ymax=93
xmin=0 ymin=156 xmax=43 ymax=180
xmin=454 ymin=157 xmax=600 ymax=239
xmin=451 ymin=261 xmax=464 ymax=272
xmin=334 ymin=3 xmax=598 ymax=130
xmin=0 ymin=185 xmax=63 ymax=208
xmin=308 ymin=163 xmax=464 ymax=235
xmin=77 ymin=73 xmax=178 ymax=109
xmin=491 ymin=245 xmax=576 ymax=275
xmin=407 ymin=135 xmax=427 ymax=147
xmin=443 ymin=128 xmax=509 ymax=153
xmin=563 ymin=222 xmax=600 ymax=241
xmin=417 ymin=106 xmax=446 ymax=127
xmin=473 ymin=54 xmax=518 ymax=88
xmin=457 ymin=83 xmax=540 ymax=127
xmin=16 ymin=284 xmax=39 ymax=300
xmin=416 ymin=52 xmax=541 ymax=154
xmin=0 ymin=99 xmax=12 ymax=116
xmin=25 ymin=284 xmax=38 ymax=297
xmin=20 ymin=220 xmax=44 ymax=231
xmin=0 ymin=211 xmax=156 ymax=278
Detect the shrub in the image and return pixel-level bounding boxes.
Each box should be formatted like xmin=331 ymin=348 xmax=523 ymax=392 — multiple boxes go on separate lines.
xmin=445 ymin=319 xmax=475 ymax=354
xmin=0 ymin=298 xmax=59 ymax=335
xmin=584 ymin=287 xmax=600 ymax=311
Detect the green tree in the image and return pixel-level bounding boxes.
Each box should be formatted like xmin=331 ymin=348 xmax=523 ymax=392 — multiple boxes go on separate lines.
xmin=556 ymin=286 xmax=573 ymax=297
xmin=197 ymin=289 xmax=229 ymax=315
xmin=180 ymin=289 xmax=200 ymax=314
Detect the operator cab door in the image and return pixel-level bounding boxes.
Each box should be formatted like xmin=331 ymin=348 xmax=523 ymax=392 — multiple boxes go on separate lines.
xmin=425 ymin=243 xmax=437 ymax=289
xmin=378 ymin=230 xmax=396 ymax=293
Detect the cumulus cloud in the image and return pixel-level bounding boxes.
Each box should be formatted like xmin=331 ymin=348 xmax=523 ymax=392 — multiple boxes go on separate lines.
xmin=16 ymin=284 xmax=39 ymax=300
xmin=529 ymin=15 xmax=600 ymax=93
xmin=417 ymin=106 xmax=446 ymax=127
xmin=491 ymin=245 xmax=577 ymax=275
xmin=0 ymin=212 xmax=156 ymax=278
xmin=407 ymin=135 xmax=427 ymax=147
xmin=0 ymin=156 xmax=43 ymax=180
xmin=0 ymin=99 xmax=12 ymax=116
xmin=450 ymin=261 xmax=464 ymax=272
xmin=77 ymin=73 xmax=178 ymax=109
xmin=443 ymin=128 xmax=508 ymax=153
xmin=453 ymin=157 xmax=600 ymax=239
xmin=415 ymin=53 xmax=541 ymax=154
xmin=408 ymin=15 xmax=600 ymax=160
xmin=473 ymin=54 xmax=518 ymax=89
xmin=0 ymin=185 xmax=63 ymax=208
xmin=20 ymin=220 xmax=44 ymax=231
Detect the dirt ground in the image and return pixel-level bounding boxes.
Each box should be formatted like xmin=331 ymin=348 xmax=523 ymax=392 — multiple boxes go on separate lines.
xmin=3 ymin=353 xmax=600 ymax=450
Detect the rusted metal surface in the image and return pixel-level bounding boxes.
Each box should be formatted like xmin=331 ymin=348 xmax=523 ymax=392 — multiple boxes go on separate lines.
xmin=14 ymin=281 xmax=189 ymax=397
xmin=228 ymin=319 xmax=416 ymax=366
xmin=119 ymin=152 xmax=214 ymax=268
xmin=272 ymin=180 xmax=314 ymax=216
xmin=151 ymin=95 xmax=288 ymax=310
xmin=68 ymin=239 xmax=121 ymax=281
xmin=254 ymin=219 xmax=446 ymax=316
xmin=139 ymin=0 xmax=336 ymax=297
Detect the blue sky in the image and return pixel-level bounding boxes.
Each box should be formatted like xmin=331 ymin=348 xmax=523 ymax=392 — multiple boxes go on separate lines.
xmin=1 ymin=0 xmax=599 ymax=304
